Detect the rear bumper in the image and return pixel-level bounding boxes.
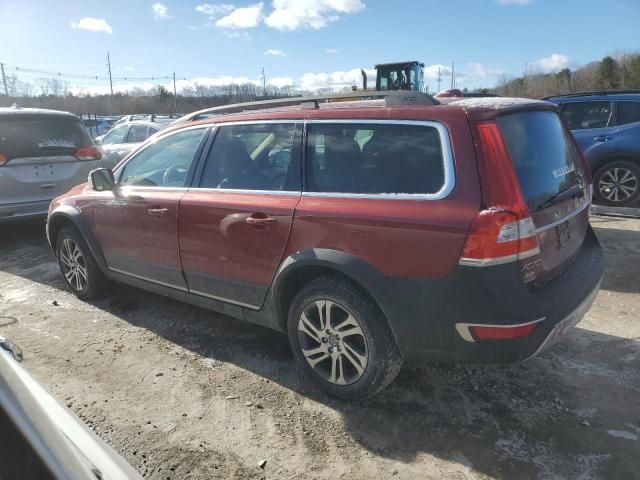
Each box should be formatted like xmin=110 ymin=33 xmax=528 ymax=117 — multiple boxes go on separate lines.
xmin=387 ymin=225 xmax=604 ymax=363
xmin=0 ymin=200 xmax=50 ymax=222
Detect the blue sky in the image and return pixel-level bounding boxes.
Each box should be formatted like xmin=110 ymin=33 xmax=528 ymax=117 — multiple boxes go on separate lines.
xmin=1 ymin=0 xmax=639 ymax=95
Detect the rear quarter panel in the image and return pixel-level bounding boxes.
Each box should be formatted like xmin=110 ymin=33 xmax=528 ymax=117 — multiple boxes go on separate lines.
xmin=284 ymin=107 xmax=481 ymax=279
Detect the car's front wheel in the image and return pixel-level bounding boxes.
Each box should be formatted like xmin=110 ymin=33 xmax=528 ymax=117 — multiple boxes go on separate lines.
xmin=593 ymin=160 xmax=640 ymax=207
xmin=287 ymin=276 xmax=403 ymax=400
xmin=56 ymin=226 xmax=107 ymax=299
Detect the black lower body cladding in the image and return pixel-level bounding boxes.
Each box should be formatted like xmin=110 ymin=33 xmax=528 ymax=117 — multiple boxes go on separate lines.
xmin=386 ymin=226 xmax=604 ymax=363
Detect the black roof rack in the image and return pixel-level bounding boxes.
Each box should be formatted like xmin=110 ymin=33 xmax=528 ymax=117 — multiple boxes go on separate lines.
xmin=175 ymin=91 xmax=439 ymax=124
xmin=542 ymin=89 xmax=640 ymax=100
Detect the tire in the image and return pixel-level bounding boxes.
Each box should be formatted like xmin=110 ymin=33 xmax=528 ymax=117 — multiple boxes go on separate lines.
xmin=287 ymin=275 xmax=403 ymax=400
xmin=55 ymin=226 xmax=108 ymax=300
xmin=593 ymin=160 xmax=640 ymax=207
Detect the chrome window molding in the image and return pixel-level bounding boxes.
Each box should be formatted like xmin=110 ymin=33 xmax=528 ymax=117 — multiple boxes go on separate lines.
xmin=187 ymin=188 xmax=300 ymax=196
xmin=303 ymin=119 xmax=456 ymax=201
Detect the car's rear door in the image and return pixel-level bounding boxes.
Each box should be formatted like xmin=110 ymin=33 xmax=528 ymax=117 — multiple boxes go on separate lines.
xmin=94 ymin=126 xmax=209 ymax=289
xmin=178 ymin=121 xmax=302 ymax=309
xmin=496 ymin=109 xmax=592 ymax=286
xmin=560 ymin=100 xmax=618 ymax=165
xmin=0 ymin=114 xmax=96 ymax=207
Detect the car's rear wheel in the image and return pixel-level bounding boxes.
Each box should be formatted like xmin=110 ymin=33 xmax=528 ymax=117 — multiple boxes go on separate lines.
xmin=593 ymin=161 xmax=640 ymax=207
xmin=56 ymin=226 xmax=107 ymax=299
xmin=287 ymin=276 xmax=403 ymax=400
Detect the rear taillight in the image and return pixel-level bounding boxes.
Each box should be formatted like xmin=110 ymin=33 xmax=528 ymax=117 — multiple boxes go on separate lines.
xmin=74 ymin=146 xmax=102 ymax=161
xmin=460 ymin=121 xmax=540 ymax=267
xmin=0 ymin=154 xmax=8 ymax=166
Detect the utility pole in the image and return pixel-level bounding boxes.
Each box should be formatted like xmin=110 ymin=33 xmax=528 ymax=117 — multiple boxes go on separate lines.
xmin=451 ymin=62 xmax=455 ymax=89
xmin=261 ymin=67 xmax=266 ymax=96
xmin=437 ymin=67 xmax=442 ymax=93
xmin=172 ymin=72 xmax=177 ymax=113
xmin=106 ymin=51 xmax=113 ymax=96
xmin=1 ymin=63 xmax=8 ymax=96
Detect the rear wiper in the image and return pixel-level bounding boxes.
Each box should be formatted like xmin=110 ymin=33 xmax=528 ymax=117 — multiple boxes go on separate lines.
xmin=536 ymin=184 xmax=584 ymax=211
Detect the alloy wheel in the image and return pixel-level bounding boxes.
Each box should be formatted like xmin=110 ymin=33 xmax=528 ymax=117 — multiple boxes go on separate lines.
xmin=598 ymin=167 xmax=639 ymax=203
xmin=59 ymin=238 xmax=88 ymax=292
xmin=297 ymin=300 xmax=368 ymax=385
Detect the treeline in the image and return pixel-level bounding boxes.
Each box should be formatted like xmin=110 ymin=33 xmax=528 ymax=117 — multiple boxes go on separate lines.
xmin=496 ymin=52 xmax=640 ymax=98
xmin=0 ymin=82 xmax=310 ymax=116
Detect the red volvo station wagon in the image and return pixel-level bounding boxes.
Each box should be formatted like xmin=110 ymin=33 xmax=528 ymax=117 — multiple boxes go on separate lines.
xmin=47 ymin=93 xmax=604 ymax=399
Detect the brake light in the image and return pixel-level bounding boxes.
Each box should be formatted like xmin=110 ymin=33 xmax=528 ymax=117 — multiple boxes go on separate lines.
xmin=0 ymin=154 xmax=7 ymax=166
xmin=74 ymin=146 xmax=102 ymax=161
xmin=460 ymin=121 xmax=540 ymax=267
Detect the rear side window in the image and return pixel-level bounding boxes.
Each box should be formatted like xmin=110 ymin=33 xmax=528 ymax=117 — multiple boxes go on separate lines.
xmin=617 ymin=101 xmax=640 ymax=126
xmin=497 ymin=111 xmax=585 ymax=212
xmin=305 ymin=123 xmax=445 ymax=195
xmin=0 ymin=116 xmax=91 ymax=160
xmin=560 ymin=101 xmax=613 ymax=130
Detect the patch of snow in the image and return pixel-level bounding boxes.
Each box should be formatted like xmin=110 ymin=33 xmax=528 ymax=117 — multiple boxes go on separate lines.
xmin=452 ymin=97 xmax=551 ymax=110
xmin=607 ymin=429 xmax=638 ymax=441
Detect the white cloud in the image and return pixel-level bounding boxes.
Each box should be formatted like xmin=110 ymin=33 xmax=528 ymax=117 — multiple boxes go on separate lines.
xmin=326 ymin=48 xmax=338 ymax=54
xmin=265 ymin=0 xmax=365 ymax=31
xmin=270 ymin=76 xmax=294 ymax=88
xmin=300 ymin=67 xmax=375 ymax=90
xmin=195 ymin=3 xmax=234 ymax=16
xmin=70 ymin=17 xmax=113 ymax=33
xmin=529 ymin=53 xmax=571 ymax=72
xmin=152 ymin=3 xmax=171 ymax=19
xmin=264 ymin=48 xmax=287 ymax=56
xmin=423 ymin=64 xmax=452 ymax=78
xmin=496 ymin=0 xmax=531 ymax=5
xmin=465 ymin=62 xmax=505 ymax=77
xmin=216 ymin=3 xmax=263 ymax=28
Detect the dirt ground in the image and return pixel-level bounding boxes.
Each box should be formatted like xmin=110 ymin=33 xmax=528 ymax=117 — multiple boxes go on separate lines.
xmin=0 ymin=214 xmax=639 ymax=480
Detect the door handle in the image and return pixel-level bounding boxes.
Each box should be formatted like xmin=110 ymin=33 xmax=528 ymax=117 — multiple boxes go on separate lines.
xmin=147 ymin=207 xmax=168 ymax=216
xmin=245 ymin=215 xmax=276 ymax=227
xmin=594 ymin=135 xmax=611 ymax=143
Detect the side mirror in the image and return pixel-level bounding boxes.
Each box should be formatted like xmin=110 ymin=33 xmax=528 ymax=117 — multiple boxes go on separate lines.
xmin=89 ymin=168 xmax=115 ymax=191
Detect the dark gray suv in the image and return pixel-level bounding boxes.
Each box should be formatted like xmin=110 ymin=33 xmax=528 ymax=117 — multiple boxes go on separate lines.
xmin=545 ymin=91 xmax=640 ymax=207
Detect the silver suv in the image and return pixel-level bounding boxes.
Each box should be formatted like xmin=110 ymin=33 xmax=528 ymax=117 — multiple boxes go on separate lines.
xmin=0 ymin=106 xmax=102 ymax=221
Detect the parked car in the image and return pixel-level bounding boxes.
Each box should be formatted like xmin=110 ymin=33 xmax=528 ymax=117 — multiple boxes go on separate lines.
xmin=0 ymin=106 xmax=103 ymax=222
xmin=47 ymin=93 xmax=603 ymax=400
xmin=95 ymin=120 xmax=163 ymax=168
xmin=0 ymin=336 xmax=142 ymax=480
xmin=110 ymin=114 xmax=180 ymax=128
xmin=81 ymin=116 xmax=116 ymax=139
xmin=545 ymin=90 xmax=640 ymax=207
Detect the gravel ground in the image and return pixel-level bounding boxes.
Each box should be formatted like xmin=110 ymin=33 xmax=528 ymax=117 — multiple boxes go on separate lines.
xmin=0 ymin=215 xmax=639 ymax=480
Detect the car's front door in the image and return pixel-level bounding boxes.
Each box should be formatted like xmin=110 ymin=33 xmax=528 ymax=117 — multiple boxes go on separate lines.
xmin=560 ymin=100 xmax=618 ymax=166
xmin=94 ymin=127 xmax=209 ymax=290
xmin=178 ymin=122 xmax=302 ymax=308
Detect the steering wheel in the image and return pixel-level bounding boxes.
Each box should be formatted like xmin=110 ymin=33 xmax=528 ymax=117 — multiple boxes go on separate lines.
xmin=163 ymin=165 xmax=186 ymax=186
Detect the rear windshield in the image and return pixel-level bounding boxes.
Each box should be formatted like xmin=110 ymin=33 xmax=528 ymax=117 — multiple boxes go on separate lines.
xmin=306 ymin=123 xmax=445 ymax=195
xmin=497 ymin=111 xmax=585 ymax=212
xmin=0 ymin=116 xmax=92 ymax=160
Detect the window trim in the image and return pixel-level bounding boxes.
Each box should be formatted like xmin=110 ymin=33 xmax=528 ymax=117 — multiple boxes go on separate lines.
xmin=190 ymin=120 xmax=304 ymax=194
xmin=302 ymin=119 xmax=455 ymax=201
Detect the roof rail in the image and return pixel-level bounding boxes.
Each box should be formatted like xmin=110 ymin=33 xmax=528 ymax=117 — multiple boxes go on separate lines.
xmin=175 ymin=91 xmax=440 ymax=124
xmin=542 ymin=89 xmax=640 ymax=100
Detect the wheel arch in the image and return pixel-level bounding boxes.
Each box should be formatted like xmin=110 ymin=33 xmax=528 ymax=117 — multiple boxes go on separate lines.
xmin=47 ymin=206 xmax=108 ymax=272
xmin=591 ymin=152 xmax=640 ymax=175
xmin=271 ymin=249 xmax=407 ymax=344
